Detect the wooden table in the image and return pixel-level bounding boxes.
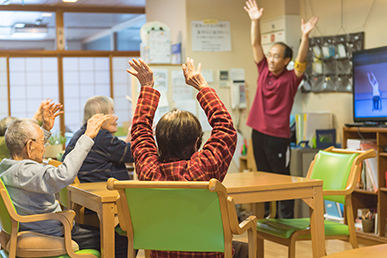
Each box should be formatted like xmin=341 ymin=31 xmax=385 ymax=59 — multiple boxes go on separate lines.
xmin=321 ymin=244 xmax=387 ymax=258
xmin=67 ymin=182 xmax=118 ymax=258
xmin=67 ymin=171 xmax=325 ymax=258
xmin=223 ymin=172 xmax=325 ymax=258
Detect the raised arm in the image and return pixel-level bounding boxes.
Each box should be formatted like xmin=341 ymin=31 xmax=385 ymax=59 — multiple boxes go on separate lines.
xmin=294 ymin=16 xmax=319 ymax=78
xmin=127 ymin=58 xmax=154 ymax=88
xmin=84 ymin=114 xmax=112 ymax=139
xmin=41 ymin=101 xmax=64 ymax=132
xmin=244 ymin=0 xmax=265 ymax=64
xmin=368 ymin=72 xmax=379 ymax=89
xmin=32 ymin=98 xmax=51 ymax=123
xmin=182 ymin=57 xmax=208 ymax=91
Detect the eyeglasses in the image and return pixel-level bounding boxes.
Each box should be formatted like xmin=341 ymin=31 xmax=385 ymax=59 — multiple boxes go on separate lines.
xmin=24 ymin=138 xmax=47 ymax=147
xmin=266 ymin=53 xmax=283 ymax=61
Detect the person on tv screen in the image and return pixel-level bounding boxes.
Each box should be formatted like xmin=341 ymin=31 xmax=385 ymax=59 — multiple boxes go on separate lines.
xmin=368 ymin=72 xmax=382 ymax=111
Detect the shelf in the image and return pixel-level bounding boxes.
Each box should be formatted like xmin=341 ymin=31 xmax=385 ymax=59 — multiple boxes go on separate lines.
xmin=357 ymin=232 xmax=387 ymax=244
xmin=344 ymin=126 xmax=387 ymax=244
xmin=354 ymin=189 xmax=378 ymax=195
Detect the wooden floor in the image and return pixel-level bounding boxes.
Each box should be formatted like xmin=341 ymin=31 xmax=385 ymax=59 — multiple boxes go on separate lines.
xmin=136 ymin=232 xmax=369 ymax=258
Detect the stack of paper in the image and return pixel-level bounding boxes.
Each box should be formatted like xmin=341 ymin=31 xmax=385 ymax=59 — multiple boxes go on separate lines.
xmin=295 ymin=112 xmax=333 ymax=145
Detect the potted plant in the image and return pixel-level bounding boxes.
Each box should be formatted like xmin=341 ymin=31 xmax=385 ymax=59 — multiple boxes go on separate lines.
xmin=44 ymin=134 xmax=66 ymax=159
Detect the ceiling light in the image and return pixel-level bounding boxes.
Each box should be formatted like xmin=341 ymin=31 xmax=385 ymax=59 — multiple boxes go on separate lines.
xmin=62 ymin=0 xmax=78 ymax=2
xmin=12 ymin=24 xmax=48 ymax=40
xmin=13 ymin=24 xmax=48 ymax=34
xmin=41 ymin=13 xmax=53 ymax=17
xmin=14 ymin=23 xmax=25 ymax=28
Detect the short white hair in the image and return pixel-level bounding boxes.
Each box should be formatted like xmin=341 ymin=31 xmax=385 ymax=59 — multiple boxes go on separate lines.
xmin=5 ymin=119 xmax=39 ymax=157
xmin=83 ymin=96 xmax=114 ymax=124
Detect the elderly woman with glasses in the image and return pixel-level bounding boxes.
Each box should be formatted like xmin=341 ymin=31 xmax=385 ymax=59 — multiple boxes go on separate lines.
xmin=63 ymin=95 xmax=134 ymax=183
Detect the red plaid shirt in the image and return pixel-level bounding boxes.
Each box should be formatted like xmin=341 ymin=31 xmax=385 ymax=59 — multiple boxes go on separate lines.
xmin=131 ymin=86 xmax=237 ymax=258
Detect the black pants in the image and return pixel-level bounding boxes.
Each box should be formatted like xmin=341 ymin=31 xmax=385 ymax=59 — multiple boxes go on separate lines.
xmin=252 ymin=130 xmax=294 ymax=218
xmin=70 ymin=223 xmax=130 ymax=258
xmin=232 ymin=241 xmax=248 ymax=258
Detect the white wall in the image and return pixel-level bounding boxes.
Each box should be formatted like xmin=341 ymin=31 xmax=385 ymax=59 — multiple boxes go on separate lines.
xmin=146 ymin=0 xmax=387 ymax=147
xmin=146 ymin=0 xmax=187 ymax=58
xmin=299 ymin=0 xmax=387 ymax=143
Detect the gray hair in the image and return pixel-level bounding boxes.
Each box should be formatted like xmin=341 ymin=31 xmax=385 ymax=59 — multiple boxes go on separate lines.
xmin=0 ymin=116 xmax=17 ymax=136
xmin=5 ymin=119 xmax=39 ymax=157
xmin=83 ymin=96 xmax=114 ymax=124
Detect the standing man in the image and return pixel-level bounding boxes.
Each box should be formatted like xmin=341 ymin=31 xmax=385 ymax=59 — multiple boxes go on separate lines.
xmin=244 ymin=0 xmax=318 ymax=218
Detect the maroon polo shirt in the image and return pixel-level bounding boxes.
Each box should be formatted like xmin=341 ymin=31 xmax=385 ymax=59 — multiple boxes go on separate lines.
xmin=247 ymin=57 xmax=303 ymax=138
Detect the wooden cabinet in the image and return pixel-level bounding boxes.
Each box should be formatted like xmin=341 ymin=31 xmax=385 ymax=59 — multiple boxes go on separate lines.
xmin=239 ymin=139 xmax=257 ymax=172
xmin=343 ymin=127 xmax=387 ymax=244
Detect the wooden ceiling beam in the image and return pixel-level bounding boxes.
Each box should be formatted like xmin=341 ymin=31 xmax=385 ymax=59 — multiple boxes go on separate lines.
xmin=0 ymin=4 xmax=145 ymax=14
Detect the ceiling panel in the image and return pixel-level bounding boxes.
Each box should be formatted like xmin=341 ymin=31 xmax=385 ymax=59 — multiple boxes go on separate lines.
xmin=4 ymin=0 xmax=145 ymax=7
xmin=0 ymin=0 xmax=146 ymax=42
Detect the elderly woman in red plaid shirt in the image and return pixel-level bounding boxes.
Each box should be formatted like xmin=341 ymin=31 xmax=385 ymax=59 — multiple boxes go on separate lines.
xmin=127 ymin=58 xmax=248 ymax=258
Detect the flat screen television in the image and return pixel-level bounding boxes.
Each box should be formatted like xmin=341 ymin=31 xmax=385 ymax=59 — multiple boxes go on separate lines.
xmin=352 ymin=46 xmax=387 ymax=124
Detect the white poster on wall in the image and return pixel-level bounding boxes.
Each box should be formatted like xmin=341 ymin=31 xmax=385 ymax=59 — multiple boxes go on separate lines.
xmin=191 ymin=21 xmax=231 ymax=52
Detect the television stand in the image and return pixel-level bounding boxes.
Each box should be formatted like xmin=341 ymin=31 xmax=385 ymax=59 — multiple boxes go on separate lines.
xmin=345 ymin=122 xmax=387 ymax=128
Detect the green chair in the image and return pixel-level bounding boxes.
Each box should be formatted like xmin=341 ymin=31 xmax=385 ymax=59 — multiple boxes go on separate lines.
xmin=107 ymin=178 xmax=257 ymax=258
xmin=0 ymin=178 xmax=100 ymax=258
xmin=255 ymin=147 xmax=377 ymax=258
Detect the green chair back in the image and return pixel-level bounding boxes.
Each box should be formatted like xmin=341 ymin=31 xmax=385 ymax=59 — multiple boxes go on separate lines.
xmin=58 ymin=187 xmax=68 ymax=208
xmin=0 ymin=178 xmax=19 ymax=234
xmin=310 ymin=151 xmax=358 ymax=204
xmin=124 ymin=187 xmax=225 ymax=252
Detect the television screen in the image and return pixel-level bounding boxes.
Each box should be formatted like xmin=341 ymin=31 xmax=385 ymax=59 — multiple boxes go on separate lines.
xmin=353 ymin=46 xmax=387 ymax=123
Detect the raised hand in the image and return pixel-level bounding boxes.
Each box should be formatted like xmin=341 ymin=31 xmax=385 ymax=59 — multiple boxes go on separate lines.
xmin=368 ymin=72 xmax=379 ymax=87
xmin=42 ymin=101 xmax=64 ymax=131
xmin=244 ymin=0 xmax=264 ymax=21
xmin=84 ymin=114 xmax=112 ymax=139
xmin=301 ymin=16 xmax=319 ymax=36
xmin=182 ymin=57 xmax=208 ymax=91
xmin=32 ymin=98 xmax=51 ymax=122
xmin=127 ymin=58 xmax=154 ymax=88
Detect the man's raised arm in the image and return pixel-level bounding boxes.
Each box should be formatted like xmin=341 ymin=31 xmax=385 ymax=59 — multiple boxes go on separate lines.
xmin=244 ymin=0 xmax=265 ymax=64
xmin=294 ymin=16 xmax=319 ymax=78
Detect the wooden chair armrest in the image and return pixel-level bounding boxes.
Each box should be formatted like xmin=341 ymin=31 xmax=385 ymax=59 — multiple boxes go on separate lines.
xmin=15 ymin=210 xmax=75 ymax=225
xmin=238 ymin=215 xmax=258 ymax=232
xmin=1 ymin=190 xmax=74 ymax=228
xmin=227 ymin=196 xmax=257 ymax=235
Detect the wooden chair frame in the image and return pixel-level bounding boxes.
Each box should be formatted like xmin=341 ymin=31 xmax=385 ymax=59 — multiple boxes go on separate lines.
xmin=107 ymin=178 xmax=257 ymax=258
xmin=256 ymin=147 xmax=377 ymax=258
xmin=0 ymin=179 xmax=98 ymax=258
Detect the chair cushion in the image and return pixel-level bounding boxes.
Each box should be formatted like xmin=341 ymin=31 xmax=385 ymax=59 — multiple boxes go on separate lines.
xmin=257 ymin=218 xmax=349 ymax=239
xmin=54 ymin=249 xmax=101 ymax=258
xmin=3 ymin=230 xmax=79 ymax=257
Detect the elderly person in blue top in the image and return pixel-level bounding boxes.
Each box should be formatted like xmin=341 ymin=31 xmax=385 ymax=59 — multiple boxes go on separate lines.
xmin=63 ymin=95 xmax=134 ymax=183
